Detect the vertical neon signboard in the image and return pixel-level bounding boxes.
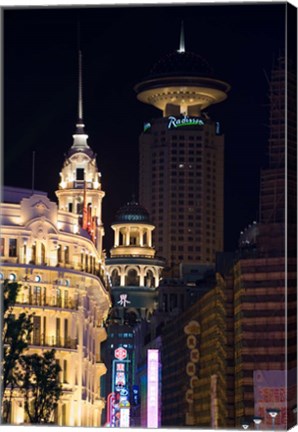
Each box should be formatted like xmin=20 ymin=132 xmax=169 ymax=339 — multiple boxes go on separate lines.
xmin=147 ymin=349 xmax=159 ymax=428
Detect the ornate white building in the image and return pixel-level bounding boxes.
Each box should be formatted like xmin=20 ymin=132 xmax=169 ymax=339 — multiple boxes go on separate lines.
xmin=106 ymin=200 xmax=164 ymax=324
xmin=1 ymin=52 xmax=111 ymax=426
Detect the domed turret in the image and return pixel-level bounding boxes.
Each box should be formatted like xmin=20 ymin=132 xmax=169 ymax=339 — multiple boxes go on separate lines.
xmin=55 ymin=51 xmax=105 ymax=253
xmin=110 ymin=200 xmax=154 ymax=258
xmin=106 ymin=199 xmax=165 ymax=323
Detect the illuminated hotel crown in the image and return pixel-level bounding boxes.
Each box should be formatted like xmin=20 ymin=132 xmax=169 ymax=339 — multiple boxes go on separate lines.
xmin=134 ymin=24 xmax=230 ymax=116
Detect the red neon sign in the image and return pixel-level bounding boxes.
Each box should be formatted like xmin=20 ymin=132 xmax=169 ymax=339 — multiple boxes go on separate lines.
xmin=114 ymin=347 xmax=127 ymax=360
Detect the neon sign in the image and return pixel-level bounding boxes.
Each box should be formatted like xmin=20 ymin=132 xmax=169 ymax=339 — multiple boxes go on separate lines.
xmin=114 ymin=347 xmax=127 ymax=360
xmin=117 ymin=294 xmax=131 ymax=307
xmin=168 ymin=115 xmax=205 ymax=129
xmin=147 ymin=349 xmax=159 ymax=428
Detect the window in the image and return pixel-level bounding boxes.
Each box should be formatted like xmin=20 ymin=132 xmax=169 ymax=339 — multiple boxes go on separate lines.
xmin=76 ymin=168 xmax=84 ymax=180
xmin=63 ymin=319 xmax=68 ymax=344
xmin=9 ymin=239 xmax=17 ymax=257
xmin=126 ymin=269 xmax=139 ymax=286
xmin=0 ymin=238 xmax=4 ymax=256
xmin=145 ymin=270 xmax=154 ymax=288
xmin=56 ymin=318 xmax=61 ymax=345
xmin=33 ymin=286 xmax=41 ymax=305
xmin=33 ymin=316 xmax=41 ymax=345
xmin=65 ymin=246 xmax=70 ymax=264
xmin=111 ymin=269 xmax=120 ymax=286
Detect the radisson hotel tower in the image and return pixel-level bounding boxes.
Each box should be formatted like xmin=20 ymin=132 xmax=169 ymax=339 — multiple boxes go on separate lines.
xmin=135 ymin=28 xmax=230 ymax=275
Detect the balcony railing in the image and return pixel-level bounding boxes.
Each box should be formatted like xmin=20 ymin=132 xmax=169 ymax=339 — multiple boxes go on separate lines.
xmin=17 ymin=296 xmax=79 ymax=310
xmin=30 ymin=334 xmax=78 ymax=349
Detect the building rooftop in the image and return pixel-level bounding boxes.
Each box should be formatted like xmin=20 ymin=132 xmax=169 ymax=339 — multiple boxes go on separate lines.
xmin=2 ymin=186 xmax=47 ymax=204
xmin=114 ymin=200 xmax=151 ymax=224
xmin=148 ymin=50 xmax=213 ymax=79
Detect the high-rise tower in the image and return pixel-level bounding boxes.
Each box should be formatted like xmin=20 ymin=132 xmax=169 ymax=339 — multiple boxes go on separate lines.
xmin=135 ymin=26 xmax=230 ymax=275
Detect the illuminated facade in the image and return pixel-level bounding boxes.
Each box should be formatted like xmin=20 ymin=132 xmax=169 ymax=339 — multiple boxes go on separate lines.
xmin=193 ymin=273 xmax=234 ymax=428
xmin=135 ymin=27 xmax=230 ymax=275
xmin=1 ymin=52 xmax=111 ymax=426
xmin=106 ymin=200 xmax=164 ymax=324
xmin=102 ymin=201 xmax=164 ymax=426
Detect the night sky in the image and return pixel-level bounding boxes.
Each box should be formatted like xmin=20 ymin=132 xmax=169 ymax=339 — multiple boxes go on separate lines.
xmin=4 ymin=4 xmax=286 ymax=253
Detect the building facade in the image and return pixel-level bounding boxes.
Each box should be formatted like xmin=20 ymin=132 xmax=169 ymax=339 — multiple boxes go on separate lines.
xmin=1 ymin=55 xmax=112 ymax=425
xmin=135 ymin=31 xmax=230 ymax=275
xmin=232 ymin=55 xmax=297 ymax=429
xmin=1 ymin=186 xmax=110 ymax=426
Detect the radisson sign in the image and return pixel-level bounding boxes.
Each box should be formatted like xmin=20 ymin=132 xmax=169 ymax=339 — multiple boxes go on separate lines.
xmin=168 ymin=115 xmax=205 ymax=129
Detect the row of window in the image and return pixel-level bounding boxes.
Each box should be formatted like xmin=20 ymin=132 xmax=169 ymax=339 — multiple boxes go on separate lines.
xmin=0 ymin=238 xmax=17 ymax=257
xmin=164 ymin=253 xmax=212 ymax=262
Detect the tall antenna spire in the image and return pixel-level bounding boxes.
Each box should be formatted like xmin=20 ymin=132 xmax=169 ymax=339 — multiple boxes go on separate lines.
xmin=178 ymin=21 xmax=185 ymax=53
xmin=78 ymin=49 xmax=83 ymax=121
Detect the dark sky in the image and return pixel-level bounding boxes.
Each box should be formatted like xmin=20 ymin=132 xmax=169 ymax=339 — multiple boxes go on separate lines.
xmin=4 ymin=4 xmax=286 ymax=253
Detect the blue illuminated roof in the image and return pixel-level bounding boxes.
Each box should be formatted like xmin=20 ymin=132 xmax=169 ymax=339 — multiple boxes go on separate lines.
xmin=114 ymin=200 xmax=151 ymax=224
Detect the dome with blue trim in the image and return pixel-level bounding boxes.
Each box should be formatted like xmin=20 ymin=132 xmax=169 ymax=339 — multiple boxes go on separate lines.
xmin=114 ymin=200 xmax=151 ymax=224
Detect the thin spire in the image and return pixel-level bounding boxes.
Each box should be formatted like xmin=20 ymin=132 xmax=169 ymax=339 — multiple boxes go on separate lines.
xmin=78 ymin=49 xmax=83 ymax=121
xmin=178 ymin=21 xmax=185 ymax=53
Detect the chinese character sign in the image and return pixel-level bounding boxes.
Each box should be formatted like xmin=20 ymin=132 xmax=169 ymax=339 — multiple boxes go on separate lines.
xmin=147 ymin=349 xmax=159 ymax=428
xmin=254 ymin=370 xmax=288 ymax=429
xmin=117 ymin=293 xmax=131 ymax=307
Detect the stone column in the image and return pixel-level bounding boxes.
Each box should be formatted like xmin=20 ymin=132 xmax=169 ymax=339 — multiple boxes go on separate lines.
xmin=125 ymin=227 xmax=131 ymax=246
xmin=139 ymin=228 xmax=144 ymax=246
xmin=115 ymin=227 xmax=120 ymax=247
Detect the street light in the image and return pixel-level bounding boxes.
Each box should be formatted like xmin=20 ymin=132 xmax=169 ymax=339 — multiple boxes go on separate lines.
xmin=253 ymin=416 xmax=263 ymax=430
xmin=241 ymin=418 xmax=250 ymax=430
xmin=266 ymin=408 xmax=280 ymax=431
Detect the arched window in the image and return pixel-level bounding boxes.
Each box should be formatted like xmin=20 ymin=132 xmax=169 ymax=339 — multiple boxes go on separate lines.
xmin=126 ymin=269 xmax=139 ymax=286
xmin=145 ymin=270 xmax=155 ymax=288
xmin=111 ymin=269 xmax=120 ymax=287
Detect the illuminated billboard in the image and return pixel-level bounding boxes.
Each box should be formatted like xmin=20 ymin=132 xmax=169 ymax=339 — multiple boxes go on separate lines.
xmin=147 ymin=349 xmax=159 ymax=428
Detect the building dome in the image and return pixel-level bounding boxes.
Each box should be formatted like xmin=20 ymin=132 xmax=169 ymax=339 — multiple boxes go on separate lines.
xmin=114 ymin=200 xmax=151 ymax=224
xmin=147 ymin=50 xmax=214 ymax=79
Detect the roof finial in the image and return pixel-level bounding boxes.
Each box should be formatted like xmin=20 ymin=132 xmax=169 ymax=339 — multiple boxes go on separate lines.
xmin=178 ymin=21 xmax=185 ymax=53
